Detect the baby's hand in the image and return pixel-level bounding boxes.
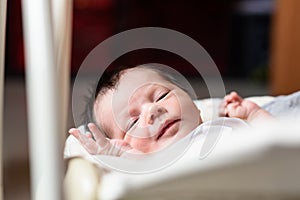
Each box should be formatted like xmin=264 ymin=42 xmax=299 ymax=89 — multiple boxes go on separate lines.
xmin=69 ymin=123 xmax=141 ymax=157
xmin=219 ymin=91 xmax=261 ymax=120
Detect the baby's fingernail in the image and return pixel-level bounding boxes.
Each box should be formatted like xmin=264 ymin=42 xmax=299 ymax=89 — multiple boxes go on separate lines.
xmin=69 ymin=128 xmax=76 ymax=133
xmin=87 ymin=123 xmax=95 ymax=128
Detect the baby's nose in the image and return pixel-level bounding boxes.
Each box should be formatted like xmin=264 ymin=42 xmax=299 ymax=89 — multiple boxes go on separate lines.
xmin=146 ymin=104 xmax=166 ymax=125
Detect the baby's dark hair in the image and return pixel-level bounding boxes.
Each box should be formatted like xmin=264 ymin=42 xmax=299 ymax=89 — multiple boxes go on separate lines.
xmin=81 ymin=65 xmax=133 ymax=133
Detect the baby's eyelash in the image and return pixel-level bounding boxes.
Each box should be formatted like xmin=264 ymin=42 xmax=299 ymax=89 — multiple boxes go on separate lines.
xmin=156 ymin=91 xmax=169 ymax=102
xmin=127 ymin=118 xmax=139 ymax=131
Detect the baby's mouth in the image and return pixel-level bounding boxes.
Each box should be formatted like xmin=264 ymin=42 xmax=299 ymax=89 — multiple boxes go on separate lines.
xmin=156 ymin=119 xmax=181 ymax=141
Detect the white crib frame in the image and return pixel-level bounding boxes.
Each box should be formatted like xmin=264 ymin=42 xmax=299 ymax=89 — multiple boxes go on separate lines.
xmin=0 ymin=0 xmax=72 ymax=199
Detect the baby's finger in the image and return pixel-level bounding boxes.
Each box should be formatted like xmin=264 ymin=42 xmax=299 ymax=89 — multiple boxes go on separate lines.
xmin=230 ymin=91 xmax=243 ymax=102
xmin=224 ymin=95 xmax=232 ymax=102
xmin=226 ymin=102 xmax=247 ymax=119
xmin=69 ymin=128 xmax=93 ymax=140
xmin=88 ymin=123 xmax=109 ymax=147
xmin=227 ymin=101 xmax=239 ymax=109
xmin=85 ymin=131 xmax=93 ymax=139
xmin=69 ymin=128 xmax=81 ymax=139
xmin=224 ymin=92 xmax=236 ymax=103
xmin=69 ymin=129 xmax=99 ymax=154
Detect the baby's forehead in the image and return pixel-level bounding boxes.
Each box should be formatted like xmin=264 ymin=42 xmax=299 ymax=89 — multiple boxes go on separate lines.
xmin=117 ymin=70 xmax=170 ymax=96
xmin=120 ymin=68 xmax=170 ymax=86
xmin=123 ymin=67 xmax=165 ymax=79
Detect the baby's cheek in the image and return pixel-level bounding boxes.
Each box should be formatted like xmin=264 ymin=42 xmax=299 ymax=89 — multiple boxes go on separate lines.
xmin=124 ymin=135 xmax=152 ymax=153
xmin=165 ymin=95 xmax=182 ymax=115
xmin=169 ymin=100 xmax=181 ymax=113
xmin=181 ymin=99 xmax=201 ymax=126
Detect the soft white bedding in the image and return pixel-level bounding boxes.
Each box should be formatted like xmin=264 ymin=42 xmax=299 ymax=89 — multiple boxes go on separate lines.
xmin=98 ymin=119 xmax=300 ymax=200
xmin=64 ymin=95 xmax=300 ymax=200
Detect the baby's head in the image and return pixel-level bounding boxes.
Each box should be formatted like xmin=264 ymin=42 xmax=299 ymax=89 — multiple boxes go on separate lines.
xmin=87 ymin=65 xmax=202 ymax=153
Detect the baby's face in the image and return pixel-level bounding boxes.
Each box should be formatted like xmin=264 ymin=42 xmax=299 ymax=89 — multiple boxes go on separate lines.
xmin=94 ymin=68 xmax=201 ymax=153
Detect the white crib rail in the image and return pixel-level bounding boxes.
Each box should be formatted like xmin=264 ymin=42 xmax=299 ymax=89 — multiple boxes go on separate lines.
xmin=21 ymin=0 xmax=72 ymax=199
xmin=52 ymin=0 xmax=73 ymax=146
xmin=0 ymin=1 xmax=7 ymax=199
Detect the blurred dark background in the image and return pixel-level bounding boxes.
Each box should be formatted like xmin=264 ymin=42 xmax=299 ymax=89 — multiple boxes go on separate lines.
xmin=3 ymin=0 xmax=277 ymax=199
xmin=5 ymin=0 xmax=273 ymax=81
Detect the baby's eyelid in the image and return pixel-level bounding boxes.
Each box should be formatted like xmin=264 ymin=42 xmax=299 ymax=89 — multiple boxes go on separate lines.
xmin=156 ymin=91 xmax=169 ymax=102
xmin=127 ymin=117 xmax=139 ymax=131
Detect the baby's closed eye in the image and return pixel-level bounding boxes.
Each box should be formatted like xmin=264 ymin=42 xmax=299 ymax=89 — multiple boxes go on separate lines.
xmin=127 ymin=118 xmax=139 ymax=131
xmin=155 ymin=91 xmax=170 ymax=102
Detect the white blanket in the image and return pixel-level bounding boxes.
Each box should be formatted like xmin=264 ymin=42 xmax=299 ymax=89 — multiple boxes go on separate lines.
xmin=98 ymin=119 xmax=300 ymax=200
xmin=64 ymin=95 xmax=300 ymax=199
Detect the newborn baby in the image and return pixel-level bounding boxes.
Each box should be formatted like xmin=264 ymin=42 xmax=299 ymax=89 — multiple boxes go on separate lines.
xmin=68 ymin=65 xmax=273 ymax=157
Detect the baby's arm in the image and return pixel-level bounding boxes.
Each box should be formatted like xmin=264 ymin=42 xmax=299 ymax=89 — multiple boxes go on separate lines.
xmin=219 ymin=91 xmax=274 ymax=123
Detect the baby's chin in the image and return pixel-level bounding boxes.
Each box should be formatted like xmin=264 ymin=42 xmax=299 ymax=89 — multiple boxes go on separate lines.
xmin=146 ymin=127 xmax=196 ymax=154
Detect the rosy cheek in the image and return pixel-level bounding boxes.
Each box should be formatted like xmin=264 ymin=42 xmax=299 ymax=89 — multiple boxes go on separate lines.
xmin=165 ymin=96 xmax=181 ymax=115
xmin=127 ymin=137 xmax=151 ymax=152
